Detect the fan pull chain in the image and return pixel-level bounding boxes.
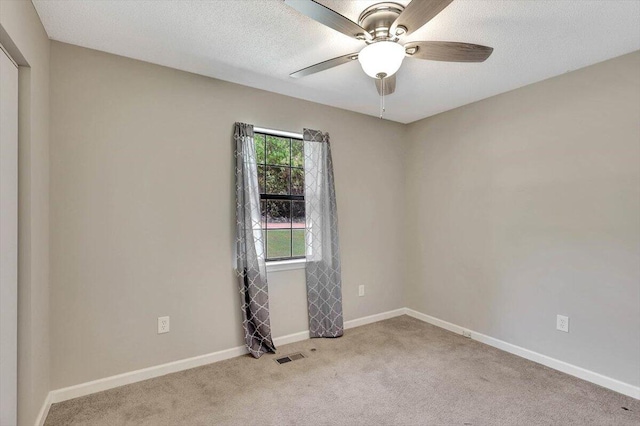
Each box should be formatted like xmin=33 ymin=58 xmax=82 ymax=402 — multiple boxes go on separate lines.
xmin=379 ymin=76 xmax=385 ymax=119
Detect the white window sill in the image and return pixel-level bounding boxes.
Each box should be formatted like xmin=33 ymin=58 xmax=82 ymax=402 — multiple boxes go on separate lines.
xmin=266 ymin=258 xmax=306 ymax=273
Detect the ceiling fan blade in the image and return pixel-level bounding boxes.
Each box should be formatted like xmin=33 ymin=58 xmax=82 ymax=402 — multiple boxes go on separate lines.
xmin=404 ymin=41 xmax=493 ymax=62
xmin=290 ymin=53 xmax=359 ymax=78
xmin=284 ymin=0 xmax=372 ymax=41
xmin=375 ymin=74 xmax=396 ymax=96
xmin=390 ymin=0 xmax=453 ymax=37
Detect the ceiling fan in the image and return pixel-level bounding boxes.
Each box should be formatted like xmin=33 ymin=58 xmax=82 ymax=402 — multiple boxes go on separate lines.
xmin=284 ymin=0 xmax=494 ymax=99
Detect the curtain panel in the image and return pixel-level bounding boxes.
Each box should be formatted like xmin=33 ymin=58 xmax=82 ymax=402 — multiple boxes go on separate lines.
xmin=303 ymin=129 xmax=344 ymax=338
xmin=234 ymin=122 xmax=276 ymax=357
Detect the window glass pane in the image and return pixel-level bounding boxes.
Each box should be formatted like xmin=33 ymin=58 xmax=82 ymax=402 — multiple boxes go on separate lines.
xmin=258 ymin=133 xmax=307 ymax=261
xmin=266 ymin=135 xmax=290 ymax=166
xmin=291 ymin=139 xmax=304 ymax=168
xmin=266 ymin=166 xmax=290 ymax=195
xmin=260 ymin=200 xmax=266 ymax=229
xmin=267 ymin=230 xmax=292 ymax=259
xmin=257 ymin=165 xmax=265 ymax=195
xmin=292 ymin=201 xmax=305 ymax=229
xmin=292 ymin=229 xmax=305 ymax=257
xmin=265 ymin=200 xmax=291 ymax=228
xmin=265 ymin=200 xmax=291 ymax=259
xmin=255 ymin=134 xmax=266 ymax=164
xmin=291 ymin=168 xmax=304 ymax=195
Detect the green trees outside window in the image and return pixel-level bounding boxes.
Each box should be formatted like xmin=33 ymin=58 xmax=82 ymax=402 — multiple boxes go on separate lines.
xmin=255 ymin=133 xmax=305 ymax=260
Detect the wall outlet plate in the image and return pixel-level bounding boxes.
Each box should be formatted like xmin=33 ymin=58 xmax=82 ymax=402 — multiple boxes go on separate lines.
xmin=556 ymin=314 xmax=569 ymax=333
xmin=158 ymin=316 xmax=170 ymax=334
xmin=462 ymin=329 xmax=472 ymax=338
xmin=358 ymin=285 xmax=365 ymax=297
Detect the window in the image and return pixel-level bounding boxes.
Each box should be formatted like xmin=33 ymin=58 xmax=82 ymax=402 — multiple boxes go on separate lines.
xmin=255 ymin=131 xmax=305 ymax=261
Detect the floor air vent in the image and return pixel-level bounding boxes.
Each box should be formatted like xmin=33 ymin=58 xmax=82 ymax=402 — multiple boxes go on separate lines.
xmin=275 ymin=352 xmax=306 ymax=365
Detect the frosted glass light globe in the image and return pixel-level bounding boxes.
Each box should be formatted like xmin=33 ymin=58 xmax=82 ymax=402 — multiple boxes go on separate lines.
xmin=358 ymin=41 xmax=406 ymax=78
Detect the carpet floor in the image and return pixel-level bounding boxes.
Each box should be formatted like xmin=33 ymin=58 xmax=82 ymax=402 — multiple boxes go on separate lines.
xmin=45 ymin=315 xmax=639 ymax=425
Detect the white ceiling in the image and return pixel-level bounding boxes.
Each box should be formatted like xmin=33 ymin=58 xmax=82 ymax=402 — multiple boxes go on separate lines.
xmin=32 ymin=0 xmax=640 ymax=123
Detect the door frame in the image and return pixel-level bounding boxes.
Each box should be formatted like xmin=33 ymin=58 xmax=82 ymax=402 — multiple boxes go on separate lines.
xmin=0 ymin=41 xmax=19 ymax=426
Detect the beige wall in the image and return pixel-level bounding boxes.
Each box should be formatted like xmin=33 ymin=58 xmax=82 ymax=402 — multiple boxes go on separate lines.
xmin=46 ymin=35 xmax=640 ymax=395
xmin=405 ymin=52 xmax=640 ymax=387
xmin=0 ymin=1 xmax=50 ymax=425
xmin=49 ymin=41 xmax=407 ymax=389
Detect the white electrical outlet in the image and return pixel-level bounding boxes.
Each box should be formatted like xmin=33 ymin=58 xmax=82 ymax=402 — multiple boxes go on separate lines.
xmin=358 ymin=285 xmax=365 ymax=297
xmin=158 ymin=316 xmax=170 ymax=334
xmin=462 ymin=329 xmax=472 ymax=338
xmin=556 ymin=314 xmax=569 ymax=333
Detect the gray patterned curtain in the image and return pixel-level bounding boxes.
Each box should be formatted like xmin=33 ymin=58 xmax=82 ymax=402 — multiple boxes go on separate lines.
xmin=303 ymin=129 xmax=344 ymax=338
xmin=234 ymin=122 xmax=276 ymax=357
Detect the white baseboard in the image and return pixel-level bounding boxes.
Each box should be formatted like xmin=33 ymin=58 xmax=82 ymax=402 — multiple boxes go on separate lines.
xmin=344 ymin=308 xmax=406 ymax=330
xmin=35 ymin=391 xmax=52 ymax=426
xmin=405 ymin=308 xmax=640 ymax=400
xmin=405 ymin=308 xmax=463 ymax=335
xmin=39 ymin=305 xmax=637 ymax=426
xmin=273 ymin=329 xmax=310 ymax=346
xmin=49 ymin=344 xmax=249 ymax=404
xmin=271 ymin=308 xmax=406 ymax=347
xmin=46 ymin=307 xmax=406 ymax=410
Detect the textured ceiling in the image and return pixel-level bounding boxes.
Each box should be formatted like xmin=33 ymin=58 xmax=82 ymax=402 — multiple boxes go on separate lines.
xmin=32 ymin=0 xmax=640 ymax=123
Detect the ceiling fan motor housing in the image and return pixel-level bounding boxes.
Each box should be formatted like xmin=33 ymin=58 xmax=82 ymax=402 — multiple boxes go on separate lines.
xmin=358 ymin=2 xmax=405 ymax=42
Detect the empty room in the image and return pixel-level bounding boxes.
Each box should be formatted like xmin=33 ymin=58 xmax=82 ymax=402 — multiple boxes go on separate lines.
xmin=1 ymin=0 xmax=639 ymax=425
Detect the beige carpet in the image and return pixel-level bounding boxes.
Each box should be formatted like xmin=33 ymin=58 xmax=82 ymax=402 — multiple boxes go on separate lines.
xmin=45 ymin=316 xmax=639 ymax=425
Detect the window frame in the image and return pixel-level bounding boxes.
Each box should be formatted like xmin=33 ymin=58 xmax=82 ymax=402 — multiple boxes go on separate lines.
xmin=254 ymin=127 xmax=306 ymax=263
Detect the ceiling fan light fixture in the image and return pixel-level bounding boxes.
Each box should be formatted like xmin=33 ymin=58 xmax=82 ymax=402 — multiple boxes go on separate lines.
xmin=358 ymin=41 xmax=405 ymax=79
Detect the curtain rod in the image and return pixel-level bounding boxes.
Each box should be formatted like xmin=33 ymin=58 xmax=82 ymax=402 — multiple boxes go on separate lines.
xmin=254 ymin=126 xmax=303 ymax=140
